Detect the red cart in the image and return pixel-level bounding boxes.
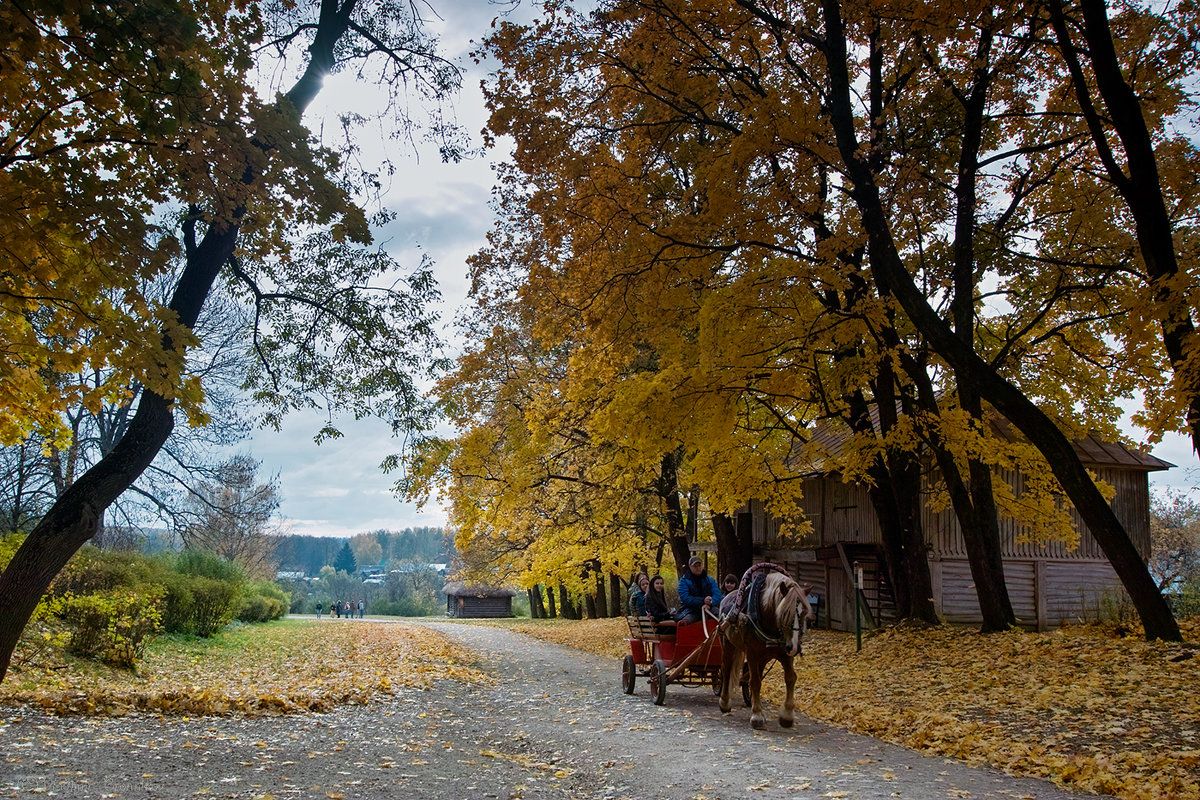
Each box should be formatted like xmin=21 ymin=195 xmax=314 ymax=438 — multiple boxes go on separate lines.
xmin=621 ymin=613 xmax=727 ymax=705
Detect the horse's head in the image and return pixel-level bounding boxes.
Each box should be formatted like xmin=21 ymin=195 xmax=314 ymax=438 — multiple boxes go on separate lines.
xmin=762 ymin=572 xmax=814 ymax=657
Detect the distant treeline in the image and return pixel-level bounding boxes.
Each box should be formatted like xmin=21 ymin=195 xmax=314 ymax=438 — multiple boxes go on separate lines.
xmin=274 ymin=527 xmax=450 ymax=576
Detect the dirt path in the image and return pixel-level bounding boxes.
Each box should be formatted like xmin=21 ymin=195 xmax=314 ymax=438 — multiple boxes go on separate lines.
xmin=0 ymin=621 xmax=1092 ymax=800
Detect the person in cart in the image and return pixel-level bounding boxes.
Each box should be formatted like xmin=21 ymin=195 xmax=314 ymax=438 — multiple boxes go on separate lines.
xmin=717 ymin=574 xmax=739 ymax=618
xmin=675 ymin=556 xmax=722 ymax=624
xmin=628 ymin=572 xmax=650 ymax=616
xmin=646 ymin=575 xmax=673 ymax=624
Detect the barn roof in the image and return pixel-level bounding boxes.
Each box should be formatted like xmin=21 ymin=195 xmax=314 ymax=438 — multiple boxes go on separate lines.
xmin=793 ymin=409 xmax=1173 ymax=474
xmin=442 ymin=582 xmax=517 ymax=598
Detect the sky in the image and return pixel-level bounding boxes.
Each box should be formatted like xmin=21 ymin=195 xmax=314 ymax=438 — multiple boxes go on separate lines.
xmin=245 ymin=2 xmax=533 ymax=538
xmin=246 ymin=1 xmax=1200 ymax=539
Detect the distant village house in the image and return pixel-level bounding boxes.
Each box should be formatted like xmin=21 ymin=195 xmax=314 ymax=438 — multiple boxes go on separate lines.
xmin=443 ymin=583 xmax=516 ymax=618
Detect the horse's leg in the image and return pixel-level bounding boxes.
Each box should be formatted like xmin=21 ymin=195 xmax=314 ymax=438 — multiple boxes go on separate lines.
xmin=779 ymin=654 xmax=796 ymax=728
xmin=720 ymin=645 xmax=743 ymax=714
xmin=748 ymin=653 xmax=766 ymax=730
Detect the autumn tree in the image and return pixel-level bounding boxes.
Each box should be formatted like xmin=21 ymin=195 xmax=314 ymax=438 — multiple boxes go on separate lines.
xmin=798 ymin=0 xmax=1181 ymax=638
xmin=180 ymin=454 xmax=282 ymax=579
xmin=2 ymin=285 xmax=256 ymax=542
xmin=0 ymin=0 xmax=459 ymax=683
xmin=1148 ymin=490 xmax=1200 ymax=594
xmin=349 ymin=533 xmax=384 ymax=567
xmin=470 ymin=0 xmax=1189 ymax=640
xmin=1045 ymin=0 xmax=1200 ymax=458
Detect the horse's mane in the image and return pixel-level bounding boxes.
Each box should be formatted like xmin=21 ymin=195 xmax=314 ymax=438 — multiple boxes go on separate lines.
xmin=760 ymin=571 xmax=810 ymax=636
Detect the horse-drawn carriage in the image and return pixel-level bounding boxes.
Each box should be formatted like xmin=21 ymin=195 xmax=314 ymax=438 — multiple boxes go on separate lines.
xmin=621 ymin=612 xmax=748 ymax=706
xmin=620 ymin=564 xmax=814 ymax=729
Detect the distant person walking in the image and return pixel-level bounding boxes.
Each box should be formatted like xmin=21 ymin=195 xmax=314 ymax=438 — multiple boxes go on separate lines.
xmin=358 ymin=600 xmax=365 ymax=619
xmin=316 ymin=601 xmax=323 ymax=619
xmin=334 ymin=601 xmax=341 ymax=619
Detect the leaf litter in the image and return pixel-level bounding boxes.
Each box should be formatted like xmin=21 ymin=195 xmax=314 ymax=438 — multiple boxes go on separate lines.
xmin=493 ymin=616 xmax=1200 ymax=800
xmin=0 ymin=620 xmax=488 ymax=717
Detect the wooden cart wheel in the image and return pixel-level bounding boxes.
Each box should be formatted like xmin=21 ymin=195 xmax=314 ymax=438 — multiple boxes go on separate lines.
xmin=649 ymin=659 xmax=668 ymax=705
xmin=741 ymin=663 xmax=752 ymax=707
xmin=621 ymin=654 xmax=636 ymax=695
xmin=711 ymin=669 xmax=723 ymax=695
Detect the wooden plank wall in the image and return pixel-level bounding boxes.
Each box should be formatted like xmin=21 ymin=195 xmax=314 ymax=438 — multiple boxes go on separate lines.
xmin=931 ymin=558 xmax=1124 ymax=629
xmin=923 ymin=466 xmax=1151 ymax=560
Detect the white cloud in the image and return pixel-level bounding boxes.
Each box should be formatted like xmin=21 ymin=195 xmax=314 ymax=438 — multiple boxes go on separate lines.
xmin=309 ymin=487 xmax=352 ymax=498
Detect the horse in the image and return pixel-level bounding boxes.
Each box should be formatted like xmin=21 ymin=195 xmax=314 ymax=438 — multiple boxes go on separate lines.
xmin=718 ymin=565 xmax=814 ymax=729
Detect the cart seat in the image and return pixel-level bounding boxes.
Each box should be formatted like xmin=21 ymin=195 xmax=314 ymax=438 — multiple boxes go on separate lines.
xmin=626 ymin=615 xmax=676 ymax=641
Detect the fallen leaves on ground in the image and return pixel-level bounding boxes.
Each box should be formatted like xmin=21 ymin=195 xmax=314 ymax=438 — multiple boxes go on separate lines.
xmin=0 ymin=619 xmax=487 ymax=717
xmin=497 ymin=616 xmax=1200 ymax=800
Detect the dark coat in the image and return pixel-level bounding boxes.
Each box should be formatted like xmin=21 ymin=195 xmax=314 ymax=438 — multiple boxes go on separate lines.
xmin=646 ymin=587 xmax=671 ymax=622
xmin=677 ymin=570 xmax=722 ymax=615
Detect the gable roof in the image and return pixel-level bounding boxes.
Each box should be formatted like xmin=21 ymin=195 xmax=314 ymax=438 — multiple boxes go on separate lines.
xmin=793 ymin=408 xmax=1173 ymax=474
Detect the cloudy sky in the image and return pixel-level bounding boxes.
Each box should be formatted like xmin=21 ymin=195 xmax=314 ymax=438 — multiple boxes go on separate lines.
xmin=243 ymin=2 xmax=533 ymax=538
xmin=247 ymin=1 xmax=1199 ymax=539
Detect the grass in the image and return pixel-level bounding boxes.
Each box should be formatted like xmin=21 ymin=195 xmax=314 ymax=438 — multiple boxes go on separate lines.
xmin=0 ymin=618 xmax=487 ymax=715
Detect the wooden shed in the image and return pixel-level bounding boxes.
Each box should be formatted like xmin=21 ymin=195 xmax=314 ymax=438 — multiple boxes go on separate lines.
xmin=742 ymin=428 xmax=1172 ymax=632
xmin=443 ymin=583 xmax=516 ymax=618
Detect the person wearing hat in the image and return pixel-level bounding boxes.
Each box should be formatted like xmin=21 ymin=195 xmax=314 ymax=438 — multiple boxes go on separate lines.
xmin=675 ymin=555 xmax=722 ymax=624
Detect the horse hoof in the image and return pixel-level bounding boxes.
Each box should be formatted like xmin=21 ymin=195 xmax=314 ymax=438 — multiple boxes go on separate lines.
xmin=720 ymin=705 xmax=732 ymax=714
xmin=751 ymin=716 xmax=765 ymax=730
xmin=779 ymin=717 xmax=794 ymax=729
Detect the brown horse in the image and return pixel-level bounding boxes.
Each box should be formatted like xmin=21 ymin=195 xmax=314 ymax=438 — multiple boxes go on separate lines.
xmin=719 ymin=568 xmax=814 ymax=729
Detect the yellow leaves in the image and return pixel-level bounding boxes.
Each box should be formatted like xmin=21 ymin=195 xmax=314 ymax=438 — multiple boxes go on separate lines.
xmin=0 ymin=620 xmax=488 ymax=717
xmin=480 ymin=748 xmax=571 ymax=777
xmin=504 ymin=616 xmax=1200 ymax=800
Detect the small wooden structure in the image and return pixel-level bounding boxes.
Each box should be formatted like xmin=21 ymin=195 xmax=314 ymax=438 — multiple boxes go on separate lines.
xmin=741 ymin=428 xmax=1171 ymax=632
xmin=443 ymin=583 xmax=516 ymax=618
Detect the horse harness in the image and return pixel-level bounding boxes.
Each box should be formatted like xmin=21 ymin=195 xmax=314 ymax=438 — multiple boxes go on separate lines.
xmin=726 ymin=563 xmax=806 ymax=657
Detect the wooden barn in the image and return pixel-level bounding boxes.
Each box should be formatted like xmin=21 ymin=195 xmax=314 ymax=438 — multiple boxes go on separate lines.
xmin=739 ymin=430 xmax=1171 ymax=632
xmin=443 ymin=583 xmax=516 ymax=618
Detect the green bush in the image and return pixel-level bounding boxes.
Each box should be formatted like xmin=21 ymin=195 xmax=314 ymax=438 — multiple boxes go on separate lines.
xmin=54 ymin=587 xmax=165 ymax=668
xmin=369 ymin=596 xmax=433 ymax=617
xmin=237 ymin=581 xmax=289 ymax=623
xmin=186 ymin=576 xmax=241 ymax=637
xmin=50 ymin=548 xmax=170 ymax=598
xmin=173 ymin=548 xmax=246 ymax=583
xmin=1168 ymin=587 xmax=1200 ymax=617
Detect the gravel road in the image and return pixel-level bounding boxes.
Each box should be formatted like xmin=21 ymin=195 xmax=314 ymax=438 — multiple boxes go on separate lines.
xmin=0 ymin=620 xmax=1093 ymax=800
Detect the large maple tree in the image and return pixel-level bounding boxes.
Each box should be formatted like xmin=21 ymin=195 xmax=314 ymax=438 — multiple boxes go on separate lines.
xmin=0 ymin=0 xmax=458 ymax=682
xmin=444 ymin=0 xmax=1191 ymax=639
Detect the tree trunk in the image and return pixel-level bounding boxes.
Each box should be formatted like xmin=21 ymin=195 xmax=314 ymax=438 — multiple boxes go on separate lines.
xmin=609 ymin=573 xmax=623 ymax=617
xmin=593 ymin=567 xmax=607 ymax=618
xmin=659 ymin=452 xmax=694 ymax=575
xmin=820 ymin=0 xmax=1179 ymax=640
xmin=557 ymin=585 xmax=576 ymax=619
xmin=713 ymin=512 xmax=753 ymax=582
xmin=846 ymin=380 xmax=940 ymax=625
xmin=547 ymin=585 xmax=558 ymax=618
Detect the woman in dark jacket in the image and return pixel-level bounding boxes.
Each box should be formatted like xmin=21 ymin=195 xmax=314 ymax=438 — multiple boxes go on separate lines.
xmin=645 ymin=575 xmax=672 ymax=622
